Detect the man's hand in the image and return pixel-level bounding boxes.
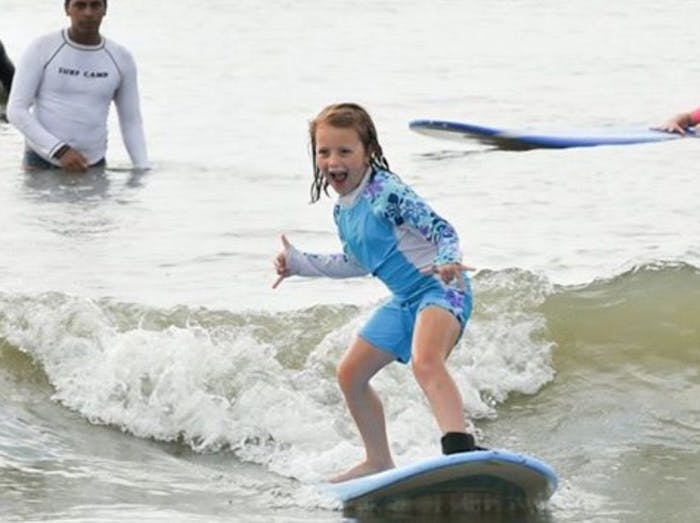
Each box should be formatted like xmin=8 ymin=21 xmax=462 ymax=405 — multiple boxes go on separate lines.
xmin=57 ymin=146 xmax=89 ymax=172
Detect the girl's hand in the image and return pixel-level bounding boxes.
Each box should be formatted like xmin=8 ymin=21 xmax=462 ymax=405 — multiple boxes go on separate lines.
xmin=272 ymin=234 xmax=292 ymax=289
xmin=421 ymin=262 xmax=475 ymax=290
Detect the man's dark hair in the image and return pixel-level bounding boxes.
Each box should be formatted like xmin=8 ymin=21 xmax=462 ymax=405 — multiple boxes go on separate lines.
xmin=64 ymin=0 xmax=107 ymax=8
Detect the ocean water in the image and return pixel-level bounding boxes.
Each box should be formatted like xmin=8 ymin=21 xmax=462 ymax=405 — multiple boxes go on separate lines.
xmin=1 ymin=1 xmax=699 ymax=522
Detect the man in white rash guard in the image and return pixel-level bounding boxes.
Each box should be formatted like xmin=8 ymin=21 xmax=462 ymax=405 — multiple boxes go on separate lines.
xmin=7 ymin=0 xmax=149 ymax=172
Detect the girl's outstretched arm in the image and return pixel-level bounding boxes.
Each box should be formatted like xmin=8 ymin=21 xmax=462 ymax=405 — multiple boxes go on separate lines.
xmin=272 ymin=234 xmax=368 ymax=289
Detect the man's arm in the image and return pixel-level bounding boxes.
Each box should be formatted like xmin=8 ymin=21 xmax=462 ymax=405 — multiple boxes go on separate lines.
xmin=114 ymin=49 xmax=149 ymax=170
xmin=7 ymin=39 xmax=66 ymax=160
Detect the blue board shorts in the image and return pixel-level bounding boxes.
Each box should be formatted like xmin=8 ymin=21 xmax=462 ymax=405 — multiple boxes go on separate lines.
xmin=359 ymin=281 xmax=473 ymax=364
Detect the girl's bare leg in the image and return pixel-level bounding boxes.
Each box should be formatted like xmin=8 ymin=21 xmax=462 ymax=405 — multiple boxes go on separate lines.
xmin=411 ymin=306 xmax=468 ymax=435
xmin=330 ymin=336 xmax=396 ymax=483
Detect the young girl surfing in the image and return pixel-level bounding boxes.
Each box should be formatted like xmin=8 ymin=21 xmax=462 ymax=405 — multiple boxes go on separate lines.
xmin=273 ymin=103 xmax=483 ymax=483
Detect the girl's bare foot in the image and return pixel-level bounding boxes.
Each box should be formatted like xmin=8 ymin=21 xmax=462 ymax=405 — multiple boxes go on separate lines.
xmin=329 ymin=459 xmax=395 ymax=483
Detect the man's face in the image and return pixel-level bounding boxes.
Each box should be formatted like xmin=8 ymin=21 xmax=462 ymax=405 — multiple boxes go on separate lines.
xmin=65 ymin=0 xmax=106 ymax=38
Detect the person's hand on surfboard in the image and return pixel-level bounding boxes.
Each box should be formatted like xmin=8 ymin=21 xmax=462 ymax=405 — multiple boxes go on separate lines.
xmin=272 ymin=234 xmax=292 ymax=289
xmin=420 ymin=262 xmax=475 ymax=290
xmin=657 ymin=112 xmax=695 ymax=135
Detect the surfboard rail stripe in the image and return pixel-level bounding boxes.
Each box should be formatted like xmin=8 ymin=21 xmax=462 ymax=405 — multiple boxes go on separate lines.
xmin=409 ymin=118 xmax=697 ymax=149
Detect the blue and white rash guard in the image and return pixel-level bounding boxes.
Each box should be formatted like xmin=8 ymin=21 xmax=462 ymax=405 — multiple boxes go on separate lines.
xmin=7 ymin=29 xmax=149 ymax=168
xmin=287 ymin=168 xmax=464 ymax=302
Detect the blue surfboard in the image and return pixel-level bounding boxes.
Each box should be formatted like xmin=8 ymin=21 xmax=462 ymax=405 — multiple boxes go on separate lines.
xmin=409 ymin=118 xmax=698 ymax=150
xmin=321 ymin=449 xmax=558 ymax=514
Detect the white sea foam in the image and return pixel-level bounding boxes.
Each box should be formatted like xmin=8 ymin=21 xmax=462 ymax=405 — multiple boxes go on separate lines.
xmin=1 ymin=278 xmax=557 ymax=488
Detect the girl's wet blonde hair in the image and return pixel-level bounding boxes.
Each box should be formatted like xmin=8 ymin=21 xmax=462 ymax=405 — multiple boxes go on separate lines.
xmin=309 ymin=103 xmax=390 ymax=203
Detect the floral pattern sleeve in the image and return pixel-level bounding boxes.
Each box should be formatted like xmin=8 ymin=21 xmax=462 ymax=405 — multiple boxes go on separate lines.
xmin=367 ymin=171 xmax=462 ymax=266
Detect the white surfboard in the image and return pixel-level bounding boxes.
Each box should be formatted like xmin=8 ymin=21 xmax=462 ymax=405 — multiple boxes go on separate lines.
xmin=321 ymin=449 xmax=557 ymax=514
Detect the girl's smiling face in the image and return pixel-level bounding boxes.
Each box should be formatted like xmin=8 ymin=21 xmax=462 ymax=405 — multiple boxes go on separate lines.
xmin=314 ymin=123 xmax=370 ymax=196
